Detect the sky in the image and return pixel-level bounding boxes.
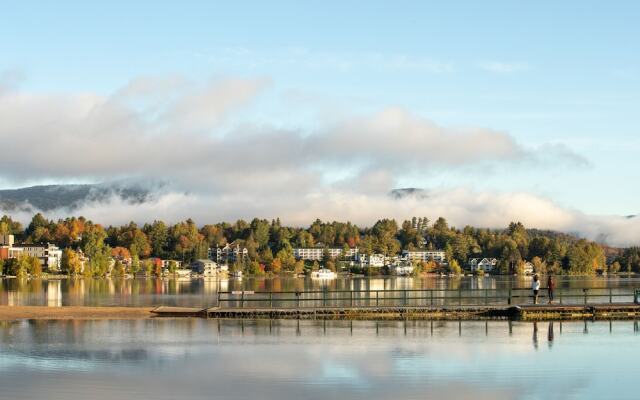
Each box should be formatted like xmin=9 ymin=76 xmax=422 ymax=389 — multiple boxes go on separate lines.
xmin=1 ymin=1 xmax=639 ymax=245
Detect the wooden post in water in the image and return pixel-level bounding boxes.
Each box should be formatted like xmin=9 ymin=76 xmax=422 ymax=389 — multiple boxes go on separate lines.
xmin=459 ymin=289 xmax=462 ymax=306
xmin=508 ymin=289 xmax=512 ymax=305
xmin=241 ymin=292 xmax=244 ymax=309
xmin=583 ymin=288 xmax=588 ymax=305
xmin=269 ymin=292 xmax=273 ymax=308
xmin=610 ymin=288 xmax=613 ymax=304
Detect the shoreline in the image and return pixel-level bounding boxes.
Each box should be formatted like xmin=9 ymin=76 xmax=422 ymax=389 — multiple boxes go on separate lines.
xmin=0 ymin=305 xmax=155 ymax=320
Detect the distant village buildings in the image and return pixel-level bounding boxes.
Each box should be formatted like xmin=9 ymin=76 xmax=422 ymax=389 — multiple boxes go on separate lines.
xmin=0 ymin=234 xmax=62 ymax=271
xmin=0 ymin=231 xmax=546 ymax=278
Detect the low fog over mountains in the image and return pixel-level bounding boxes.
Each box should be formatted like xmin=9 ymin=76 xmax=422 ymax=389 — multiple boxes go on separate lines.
xmin=0 ymin=184 xmax=424 ymax=213
xmin=0 ymin=183 xmax=153 ymax=212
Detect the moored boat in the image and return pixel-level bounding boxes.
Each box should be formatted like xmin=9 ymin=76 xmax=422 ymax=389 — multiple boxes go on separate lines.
xmin=310 ymin=268 xmax=337 ymax=279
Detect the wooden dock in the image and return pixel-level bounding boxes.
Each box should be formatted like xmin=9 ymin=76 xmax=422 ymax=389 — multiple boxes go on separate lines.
xmin=151 ymin=303 xmax=640 ymax=321
xmin=151 ymin=306 xmax=208 ymax=318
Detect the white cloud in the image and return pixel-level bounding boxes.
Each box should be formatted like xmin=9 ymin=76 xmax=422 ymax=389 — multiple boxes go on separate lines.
xmin=1 ymin=74 xmax=622 ymax=244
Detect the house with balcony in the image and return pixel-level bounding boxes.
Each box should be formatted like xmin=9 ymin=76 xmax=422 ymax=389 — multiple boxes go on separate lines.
xmin=293 ymin=246 xmax=358 ymax=261
xmin=469 ymin=258 xmax=499 ymax=273
xmin=209 ymin=243 xmax=248 ymax=265
xmin=401 ymin=250 xmax=447 ymax=264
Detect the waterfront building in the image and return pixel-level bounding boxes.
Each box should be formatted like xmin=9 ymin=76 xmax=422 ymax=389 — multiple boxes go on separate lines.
xmin=209 ymin=243 xmax=248 ymax=265
xmin=293 ymin=247 xmax=358 ymax=261
xmin=469 ymin=258 xmax=499 ymax=273
xmin=10 ymin=243 xmax=63 ymax=272
xmin=522 ymin=261 xmax=534 ymax=275
xmin=0 ymin=245 xmax=24 ymax=260
xmin=355 ymin=253 xmax=385 ymax=268
xmin=401 ymin=250 xmax=446 ymax=263
xmin=191 ymin=259 xmax=218 ymax=276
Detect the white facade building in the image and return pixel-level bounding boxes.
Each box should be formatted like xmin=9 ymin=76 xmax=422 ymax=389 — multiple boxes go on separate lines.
xmin=191 ymin=259 xmax=218 ymax=276
xmin=209 ymin=244 xmax=248 ymax=265
xmin=293 ymin=247 xmax=358 ymax=261
xmin=469 ymin=258 xmax=499 ymax=273
xmin=401 ymin=250 xmax=446 ymax=263
xmin=12 ymin=243 xmax=62 ymax=272
xmin=355 ymin=253 xmax=385 ymax=268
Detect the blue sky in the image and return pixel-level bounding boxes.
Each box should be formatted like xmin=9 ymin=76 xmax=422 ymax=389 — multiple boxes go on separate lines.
xmin=0 ymin=1 xmax=639 ymax=241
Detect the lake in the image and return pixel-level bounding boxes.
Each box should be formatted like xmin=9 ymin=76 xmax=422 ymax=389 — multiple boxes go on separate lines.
xmin=0 ymin=318 xmax=638 ymax=400
xmin=2 ymin=275 xmax=640 ymax=307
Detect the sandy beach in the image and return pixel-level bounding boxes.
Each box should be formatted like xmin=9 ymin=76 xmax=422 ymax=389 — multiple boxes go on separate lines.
xmin=0 ymin=305 xmax=155 ymax=320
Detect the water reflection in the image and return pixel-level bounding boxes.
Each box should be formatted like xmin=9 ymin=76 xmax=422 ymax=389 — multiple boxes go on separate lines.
xmin=0 ymin=319 xmax=639 ymax=400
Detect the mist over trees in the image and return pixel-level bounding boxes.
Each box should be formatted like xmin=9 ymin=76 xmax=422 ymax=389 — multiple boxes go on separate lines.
xmin=0 ymin=213 xmax=626 ymax=276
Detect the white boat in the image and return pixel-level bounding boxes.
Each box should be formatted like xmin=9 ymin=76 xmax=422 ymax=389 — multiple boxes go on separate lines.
xmin=174 ymin=268 xmax=192 ymax=278
xmin=310 ymin=268 xmax=337 ymax=279
xmin=230 ymin=271 xmax=243 ymax=278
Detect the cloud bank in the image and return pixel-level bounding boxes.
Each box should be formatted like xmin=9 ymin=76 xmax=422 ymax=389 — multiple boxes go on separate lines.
xmin=1 ymin=74 xmax=637 ymax=246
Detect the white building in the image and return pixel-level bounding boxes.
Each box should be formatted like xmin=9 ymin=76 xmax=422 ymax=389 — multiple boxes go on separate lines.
xmin=191 ymin=259 xmax=218 ymax=276
xmin=0 ymin=234 xmax=15 ymax=246
xmin=355 ymin=253 xmax=385 ymax=268
xmin=401 ymin=250 xmax=446 ymax=263
xmin=209 ymin=243 xmax=248 ymax=265
xmin=293 ymin=247 xmax=358 ymax=261
xmin=522 ymin=261 xmax=534 ymax=275
xmin=469 ymin=258 xmax=499 ymax=273
xmin=12 ymin=243 xmax=62 ymax=272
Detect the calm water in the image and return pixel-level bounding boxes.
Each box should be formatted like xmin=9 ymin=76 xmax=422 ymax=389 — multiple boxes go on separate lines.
xmin=0 ymin=319 xmax=638 ymax=400
xmin=2 ymin=276 xmax=640 ymax=307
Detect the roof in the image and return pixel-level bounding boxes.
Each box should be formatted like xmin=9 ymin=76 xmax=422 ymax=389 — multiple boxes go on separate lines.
xmin=193 ymin=259 xmax=216 ymax=264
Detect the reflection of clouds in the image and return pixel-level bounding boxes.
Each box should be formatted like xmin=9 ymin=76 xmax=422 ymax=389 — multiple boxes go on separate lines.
xmin=0 ymin=354 xmax=96 ymax=372
xmin=0 ymin=320 xmax=638 ymax=400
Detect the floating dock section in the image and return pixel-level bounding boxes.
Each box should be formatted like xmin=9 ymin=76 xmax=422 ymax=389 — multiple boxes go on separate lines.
xmin=149 ymin=303 xmax=640 ymax=321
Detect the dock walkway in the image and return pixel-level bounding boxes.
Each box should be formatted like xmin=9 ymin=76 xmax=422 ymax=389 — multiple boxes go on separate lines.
xmin=152 ymin=303 xmax=640 ymax=321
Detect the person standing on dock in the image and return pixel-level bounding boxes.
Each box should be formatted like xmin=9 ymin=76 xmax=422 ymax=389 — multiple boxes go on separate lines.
xmin=532 ymin=275 xmax=541 ymax=304
xmin=547 ymin=275 xmax=556 ymax=304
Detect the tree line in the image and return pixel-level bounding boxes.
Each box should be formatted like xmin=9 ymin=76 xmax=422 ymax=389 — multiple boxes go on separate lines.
xmin=0 ymin=214 xmax=635 ymax=276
